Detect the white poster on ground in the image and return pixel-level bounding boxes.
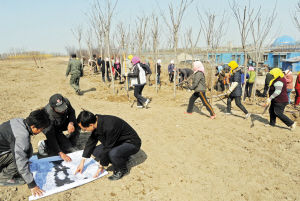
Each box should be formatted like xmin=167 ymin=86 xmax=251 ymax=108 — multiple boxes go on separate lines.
xmin=28 ymin=150 xmax=108 ymax=200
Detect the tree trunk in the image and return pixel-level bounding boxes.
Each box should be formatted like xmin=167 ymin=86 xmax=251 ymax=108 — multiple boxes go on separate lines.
xmin=242 ymin=50 xmax=248 ymax=100
xmin=107 ymin=34 xmax=115 ymax=94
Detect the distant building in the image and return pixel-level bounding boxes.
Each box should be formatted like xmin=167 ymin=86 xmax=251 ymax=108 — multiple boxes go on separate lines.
xmin=264 ymin=35 xmax=300 ymax=72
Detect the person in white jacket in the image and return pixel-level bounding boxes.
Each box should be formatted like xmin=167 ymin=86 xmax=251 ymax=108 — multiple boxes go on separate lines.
xmin=127 ymin=56 xmax=150 ymax=108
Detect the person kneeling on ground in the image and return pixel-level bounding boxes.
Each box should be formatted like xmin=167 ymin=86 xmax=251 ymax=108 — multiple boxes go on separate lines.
xmin=0 ymin=109 xmax=50 ymax=197
xmin=127 ymin=56 xmax=150 ymax=108
xmin=185 ymin=61 xmax=216 ymax=119
xmin=38 ymin=94 xmax=82 ymax=162
xmin=75 ymin=110 xmax=141 ymax=180
xmin=264 ymin=68 xmax=296 ymax=130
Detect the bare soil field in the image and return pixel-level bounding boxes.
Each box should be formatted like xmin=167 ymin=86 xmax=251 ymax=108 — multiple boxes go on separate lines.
xmin=0 ymin=57 xmax=299 ymax=201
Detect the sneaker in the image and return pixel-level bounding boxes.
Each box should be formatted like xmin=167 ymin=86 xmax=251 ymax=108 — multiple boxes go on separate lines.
xmin=184 ymin=112 xmax=192 ymax=115
xmin=210 ymin=114 xmax=216 ymax=120
xmin=290 ymin=122 xmax=297 ymax=131
xmin=136 ymin=105 xmax=143 ymax=109
xmin=38 ymin=140 xmax=48 ymax=156
xmin=245 ymin=113 xmax=251 ymax=119
xmin=108 ymin=168 xmax=128 ymax=181
xmin=0 ymin=177 xmax=26 ymax=186
xmin=225 ymin=112 xmax=232 ymax=115
xmin=76 ymin=90 xmax=83 ymax=96
xmin=144 ymin=99 xmax=150 ymax=107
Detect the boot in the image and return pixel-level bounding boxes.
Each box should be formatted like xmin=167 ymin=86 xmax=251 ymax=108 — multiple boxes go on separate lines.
xmin=108 ymin=168 xmax=128 ymax=181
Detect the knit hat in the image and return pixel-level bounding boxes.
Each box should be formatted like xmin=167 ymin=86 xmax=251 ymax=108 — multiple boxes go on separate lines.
xmin=131 ymin=56 xmax=140 ymax=65
xmin=193 ymin=61 xmax=205 ymax=73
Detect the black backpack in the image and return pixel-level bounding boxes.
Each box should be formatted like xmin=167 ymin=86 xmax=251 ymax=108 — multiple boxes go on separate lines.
xmin=140 ymin=63 xmax=152 ymax=75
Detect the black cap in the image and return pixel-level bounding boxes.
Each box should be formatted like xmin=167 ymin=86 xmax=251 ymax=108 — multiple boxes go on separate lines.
xmin=49 ymin=94 xmax=68 ymax=113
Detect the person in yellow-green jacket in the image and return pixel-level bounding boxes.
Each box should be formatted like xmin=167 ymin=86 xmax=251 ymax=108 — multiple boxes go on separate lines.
xmin=66 ymin=54 xmax=83 ymax=95
xmin=244 ymin=66 xmax=256 ymax=101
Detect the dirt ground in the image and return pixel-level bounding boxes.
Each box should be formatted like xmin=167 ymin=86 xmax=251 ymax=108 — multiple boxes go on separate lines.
xmin=0 ymin=57 xmax=299 ymax=201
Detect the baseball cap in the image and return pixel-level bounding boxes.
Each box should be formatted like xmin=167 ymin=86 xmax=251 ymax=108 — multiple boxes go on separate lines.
xmin=49 ymin=94 xmax=68 ymax=113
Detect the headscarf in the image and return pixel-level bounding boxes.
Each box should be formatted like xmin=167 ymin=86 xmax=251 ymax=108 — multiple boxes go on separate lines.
xmin=128 ymin=55 xmax=133 ymax=61
xmin=170 ymin=60 xmax=174 ymax=64
xmin=193 ymin=61 xmax=205 ymax=73
xmin=248 ymin=66 xmax=255 ymax=71
xmin=157 ymin=59 xmax=161 ymax=64
xmin=228 ymin=60 xmax=239 ymax=74
xmin=131 ymin=56 xmax=140 ymax=65
xmin=268 ymin=68 xmax=284 ymax=86
xmin=217 ymin=65 xmax=223 ymax=73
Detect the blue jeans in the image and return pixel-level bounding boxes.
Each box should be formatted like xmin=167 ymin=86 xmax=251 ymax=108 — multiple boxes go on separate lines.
xmin=287 ymin=89 xmax=292 ymax=104
xmin=92 ymin=143 xmax=140 ymax=171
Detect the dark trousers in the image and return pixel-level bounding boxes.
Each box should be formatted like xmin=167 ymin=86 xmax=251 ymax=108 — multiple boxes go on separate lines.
xmin=134 ymin=84 xmax=147 ymax=106
xmin=169 ymin=73 xmax=174 ymax=83
xmin=101 ymin=68 xmax=111 ymax=82
xmin=187 ymin=92 xmax=215 ymax=116
xmin=216 ymin=80 xmax=225 ymax=92
xmin=157 ymin=74 xmax=161 ymax=84
xmin=245 ymin=82 xmax=254 ymax=99
xmin=269 ymin=102 xmax=294 ymax=126
xmin=45 ymin=128 xmax=80 ymax=156
xmin=227 ymin=95 xmax=248 ymax=114
xmin=0 ymin=153 xmax=18 ymax=181
xmin=114 ymin=68 xmax=121 ymax=80
xmin=92 ymin=143 xmax=140 ymax=171
xmin=93 ymin=65 xmax=98 ymax=73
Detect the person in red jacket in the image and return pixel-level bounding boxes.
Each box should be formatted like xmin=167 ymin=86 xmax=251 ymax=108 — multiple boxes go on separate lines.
xmin=295 ymin=72 xmax=300 ymax=106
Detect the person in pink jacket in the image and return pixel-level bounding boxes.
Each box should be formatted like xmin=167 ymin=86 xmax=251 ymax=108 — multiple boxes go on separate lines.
xmin=284 ymin=70 xmax=293 ymax=104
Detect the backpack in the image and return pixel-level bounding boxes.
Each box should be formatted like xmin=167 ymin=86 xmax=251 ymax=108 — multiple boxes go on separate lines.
xmin=140 ymin=63 xmax=152 ymax=75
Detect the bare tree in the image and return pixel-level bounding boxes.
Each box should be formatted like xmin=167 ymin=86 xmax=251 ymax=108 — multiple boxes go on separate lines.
xmin=158 ymin=0 xmax=194 ymax=98
xmin=85 ymin=28 xmax=94 ymax=61
xmin=65 ymin=45 xmax=76 ymax=56
xmin=198 ymin=9 xmax=227 ymax=103
xmin=151 ymin=13 xmax=160 ymax=93
xmin=71 ymin=25 xmax=83 ymax=58
xmin=185 ymin=26 xmax=201 ymax=62
xmin=250 ymin=4 xmax=276 ymax=101
xmin=293 ymin=1 xmax=300 ymax=32
xmin=92 ymin=0 xmax=118 ymax=94
xmin=229 ymin=0 xmax=261 ymax=98
xmin=136 ymin=16 xmax=148 ymax=57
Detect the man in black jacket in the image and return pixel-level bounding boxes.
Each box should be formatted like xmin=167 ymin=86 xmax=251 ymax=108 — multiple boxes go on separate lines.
xmin=0 ymin=109 xmax=50 ymax=197
xmin=75 ymin=110 xmax=141 ymax=180
xmin=38 ymin=94 xmax=81 ymax=162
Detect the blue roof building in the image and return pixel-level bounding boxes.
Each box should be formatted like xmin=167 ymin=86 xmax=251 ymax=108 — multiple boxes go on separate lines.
xmin=264 ymin=35 xmax=300 ymax=72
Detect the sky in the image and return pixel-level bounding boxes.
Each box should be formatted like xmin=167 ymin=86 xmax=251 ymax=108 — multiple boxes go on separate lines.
xmin=0 ymin=0 xmax=299 ymax=54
